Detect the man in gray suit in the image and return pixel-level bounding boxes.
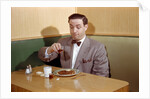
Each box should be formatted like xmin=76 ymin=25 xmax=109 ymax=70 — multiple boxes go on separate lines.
xmin=38 ymin=13 xmax=110 ymax=77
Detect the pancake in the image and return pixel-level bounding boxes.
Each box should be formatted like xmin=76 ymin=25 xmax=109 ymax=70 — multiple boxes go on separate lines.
xmin=57 ymin=70 xmax=75 ymax=75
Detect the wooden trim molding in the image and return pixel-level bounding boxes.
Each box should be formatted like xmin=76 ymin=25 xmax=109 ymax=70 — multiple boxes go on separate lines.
xmin=11 ymin=33 xmax=70 ymax=41
xmin=86 ymin=33 xmax=139 ymax=37
xmin=11 ymin=33 xmax=139 ymax=41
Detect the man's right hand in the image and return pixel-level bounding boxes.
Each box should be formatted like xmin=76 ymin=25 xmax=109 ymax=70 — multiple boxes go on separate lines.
xmin=47 ymin=43 xmax=62 ymax=54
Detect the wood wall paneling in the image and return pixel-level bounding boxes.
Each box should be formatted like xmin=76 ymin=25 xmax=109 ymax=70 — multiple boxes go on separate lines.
xmin=11 ymin=7 xmax=139 ymax=41
xmin=11 ymin=7 xmax=75 ymax=41
xmin=77 ymin=7 xmax=139 ymax=36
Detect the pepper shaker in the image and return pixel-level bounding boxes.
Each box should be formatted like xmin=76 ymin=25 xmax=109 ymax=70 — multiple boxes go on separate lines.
xmin=29 ymin=64 xmax=32 ymax=73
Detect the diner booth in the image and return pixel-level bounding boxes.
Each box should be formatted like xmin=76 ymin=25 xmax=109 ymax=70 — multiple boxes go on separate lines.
xmin=11 ymin=7 xmax=139 ymax=92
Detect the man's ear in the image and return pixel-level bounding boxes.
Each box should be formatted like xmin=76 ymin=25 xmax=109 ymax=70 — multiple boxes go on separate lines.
xmin=84 ymin=24 xmax=88 ymax=31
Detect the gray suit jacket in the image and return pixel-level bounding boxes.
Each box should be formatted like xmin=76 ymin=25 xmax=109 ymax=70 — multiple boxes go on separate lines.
xmin=38 ymin=36 xmax=110 ymax=77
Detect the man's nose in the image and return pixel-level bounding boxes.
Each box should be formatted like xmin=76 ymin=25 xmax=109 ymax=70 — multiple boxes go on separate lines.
xmin=73 ymin=28 xmax=78 ymax=33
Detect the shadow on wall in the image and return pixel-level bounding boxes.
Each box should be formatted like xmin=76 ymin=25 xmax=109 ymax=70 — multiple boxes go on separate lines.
xmin=41 ymin=26 xmax=60 ymax=46
xmin=15 ymin=26 xmax=61 ymax=71
xmin=86 ymin=22 xmax=95 ymax=35
xmin=40 ymin=26 xmax=62 ymax=67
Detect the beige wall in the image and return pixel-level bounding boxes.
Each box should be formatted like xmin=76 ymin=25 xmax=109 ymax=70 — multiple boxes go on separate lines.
xmin=11 ymin=7 xmax=139 ymax=41
xmin=11 ymin=7 xmax=75 ymax=41
xmin=78 ymin=7 xmax=139 ymax=36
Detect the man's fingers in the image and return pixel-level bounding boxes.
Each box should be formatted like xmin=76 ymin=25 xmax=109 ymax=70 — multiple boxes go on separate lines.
xmin=50 ymin=43 xmax=62 ymax=53
xmin=58 ymin=43 xmax=62 ymax=50
xmin=55 ymin=44 xmax=59 ymax=51
xmin=54 ymin=43 xmax=61 ymax=50
xmin=53 ymin=46 xmax=58 ymax=53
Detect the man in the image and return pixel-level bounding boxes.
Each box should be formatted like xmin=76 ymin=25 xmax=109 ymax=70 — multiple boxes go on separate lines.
xmin=38 ymin=13 xmax=110 ymax=77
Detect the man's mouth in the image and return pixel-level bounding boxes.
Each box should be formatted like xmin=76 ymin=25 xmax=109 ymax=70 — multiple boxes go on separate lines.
xmin=73 ymin=34 xmax=78 ymax=36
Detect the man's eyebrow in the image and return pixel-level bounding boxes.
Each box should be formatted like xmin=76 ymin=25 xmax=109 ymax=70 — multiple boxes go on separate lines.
xmin=69 ymin=24 xmax=81 ymax=26
xmin=69 ymin=24 xmax=81 ymax=27
xmin=76 ymin=24 xmax=81 ymax=27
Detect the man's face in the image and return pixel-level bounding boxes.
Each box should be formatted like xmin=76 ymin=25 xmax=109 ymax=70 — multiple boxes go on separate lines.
xmin=69 ymin=19 xmax=88 ymax=41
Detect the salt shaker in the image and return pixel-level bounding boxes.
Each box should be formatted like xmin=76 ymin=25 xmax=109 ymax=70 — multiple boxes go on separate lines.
xmin=25 ymin=66 xmax=30 ymax=74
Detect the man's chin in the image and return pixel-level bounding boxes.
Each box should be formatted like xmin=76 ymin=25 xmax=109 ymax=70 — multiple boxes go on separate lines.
xmin=72 ymin=37 xmax=79 ymax=40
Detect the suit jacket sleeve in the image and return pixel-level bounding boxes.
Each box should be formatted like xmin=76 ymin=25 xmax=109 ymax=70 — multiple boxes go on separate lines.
xmin=92 ymin=44 xmax=109 ymax=77
xmin=38 ymin=47 xmax=58 ymax=62
xmin=38 ymin=38 xmax=64 ymax=62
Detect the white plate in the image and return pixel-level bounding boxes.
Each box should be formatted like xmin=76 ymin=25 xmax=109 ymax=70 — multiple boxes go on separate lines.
xmin=53 ymin=69 xmax=80 ymax=76
xmin=36 ymin=71 xmax=43 ymax=75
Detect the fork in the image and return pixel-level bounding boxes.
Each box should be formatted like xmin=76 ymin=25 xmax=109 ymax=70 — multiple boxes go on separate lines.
xmin=71 ymin=74 xmax=86 ymax=79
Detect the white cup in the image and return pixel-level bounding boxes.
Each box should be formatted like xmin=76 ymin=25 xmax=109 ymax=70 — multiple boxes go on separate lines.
xmin=43 ymin=66 xmax=52 ymax=77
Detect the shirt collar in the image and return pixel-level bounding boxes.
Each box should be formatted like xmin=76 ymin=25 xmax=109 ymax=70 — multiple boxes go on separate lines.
xmin=77 ymin=35 xmax=86 ymax=47
xmin=79 ymin=35 xmax=86 ymax=43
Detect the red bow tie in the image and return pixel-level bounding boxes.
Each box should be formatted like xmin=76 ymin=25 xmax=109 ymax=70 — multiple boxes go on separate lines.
xmin=71 ymin=40 xmax=81 ymax=46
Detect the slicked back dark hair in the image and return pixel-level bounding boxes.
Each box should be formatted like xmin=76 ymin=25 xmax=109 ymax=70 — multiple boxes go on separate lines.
xmin=68 ymin=13 xmax=88 ymax=25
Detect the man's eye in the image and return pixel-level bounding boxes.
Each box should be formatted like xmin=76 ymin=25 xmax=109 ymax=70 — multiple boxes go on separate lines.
xmin=77 ymin=27 xmax=81 ymax=29
xmin=70 ymin=26 xmax=74 ymax=29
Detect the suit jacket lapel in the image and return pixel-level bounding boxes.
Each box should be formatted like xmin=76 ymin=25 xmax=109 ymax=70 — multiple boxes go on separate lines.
xmin=74 ymin=37 xmax=90 ymax=69
xmin=64 ymin=37 xmax=73 ymax=68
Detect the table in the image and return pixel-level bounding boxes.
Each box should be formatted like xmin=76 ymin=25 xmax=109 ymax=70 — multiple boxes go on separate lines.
xmin=11 ymin=65 xmax=129 ymax=92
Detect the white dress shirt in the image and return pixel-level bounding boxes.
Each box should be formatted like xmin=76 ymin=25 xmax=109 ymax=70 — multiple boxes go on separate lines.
xmin=45 ymin=36 xmax=86 ymax=69
xmin=71 ymin=36 xmax=86 ymax=69
xmin=45 ymin=47 xmax=52 ymax=58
